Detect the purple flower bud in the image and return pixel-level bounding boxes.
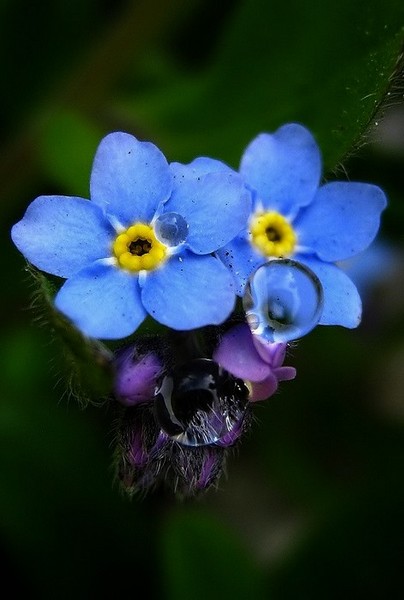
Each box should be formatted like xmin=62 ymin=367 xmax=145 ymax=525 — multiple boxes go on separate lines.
xmin=215 ymin=406 xmax=252 ymax=447
xmin=113 ymin=335 xmax=277 ymax=497
xmin=172 ymin=444 xmax=225 ymax=496
xmin=114 ymin=405 xmax=169 ymax=495
xmin=154 ymin=358 xmax=250 ymax=446
xmin=114 ymin=345 xmax=164 ymax=407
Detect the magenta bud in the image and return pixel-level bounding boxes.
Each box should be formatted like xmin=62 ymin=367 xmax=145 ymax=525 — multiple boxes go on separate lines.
xmin=114 ymin=345 xmax=163 ymax=406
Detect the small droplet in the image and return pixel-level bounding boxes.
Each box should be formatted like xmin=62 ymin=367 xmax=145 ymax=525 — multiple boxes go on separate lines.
xmin=243 ymin=259 xmax=324 ymax=343
xmin=154 ymin=212 xmax=188 ymax=247
xmin=154 ymin=359 xmax=249 ymax=447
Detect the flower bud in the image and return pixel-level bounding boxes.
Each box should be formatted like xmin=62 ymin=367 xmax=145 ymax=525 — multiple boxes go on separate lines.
xmin=114 ymin=345 xmax=163 ymax=407
xmin=171 ymin=444 xmax=225 ymax=496
xmin=213 ymin=323 xmax=296 ymax=401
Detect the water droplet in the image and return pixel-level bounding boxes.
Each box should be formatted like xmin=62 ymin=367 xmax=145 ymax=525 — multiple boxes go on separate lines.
xmin=154 ymin=359 xmax=249 ymax=447
xmin=154 ymin=212 xmax=188 ymax=247
xmin=243 ymin=259 xmax=324 ymax=343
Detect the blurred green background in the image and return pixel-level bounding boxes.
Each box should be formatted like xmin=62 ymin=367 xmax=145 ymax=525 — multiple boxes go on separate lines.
xmin=2 ymin=0 xmax=404 ymax=597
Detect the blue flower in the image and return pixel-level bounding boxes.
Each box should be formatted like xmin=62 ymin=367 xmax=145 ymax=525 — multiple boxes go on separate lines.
xmin=214 ymin=123 xmax=387 ymax=328
xmin=11 ymin=132 xmax=251 ymax=339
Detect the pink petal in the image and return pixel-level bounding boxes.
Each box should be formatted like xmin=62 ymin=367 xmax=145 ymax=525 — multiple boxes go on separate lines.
xmin=274 ymin=366 xmax=297 ymax=382
xmin=253 ymin=336 xmax=287 ymax=366
xmin=213 ymin=323 xmax=270 ymax=382
xmin=249 ymin=374 xmax=278 ymax=402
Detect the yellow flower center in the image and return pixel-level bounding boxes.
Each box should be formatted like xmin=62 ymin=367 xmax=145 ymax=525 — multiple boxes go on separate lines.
xmin=249 ymin=211 xmax=296 ymax=258
xmin=112 ymin=223 xmax=167 ymax=272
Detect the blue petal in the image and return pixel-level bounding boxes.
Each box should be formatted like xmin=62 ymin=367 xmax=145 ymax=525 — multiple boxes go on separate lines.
xmin=90 ymin=132 xmax=172 ymax=226
xmin=217 ymin=235 xmax=266 ymax=296
xmin=165 ymin=163 xmax=251 ymax=254
xmin=11 ymin=196 xmax=114 ymax=278
xmin=55 ymin=261 xmax=146 ymax=339
xmin=183 ymin=156 xmax=235 ymax=175
xmin=294 ymin=182 xmax=387 ymax=261
xmin=141 ymin=251 xmax=236 ymax=329
xmin=239 ymin=123 xmax=322 ymax=217
xmin=297 ymin=255 xmax=362 ymax=328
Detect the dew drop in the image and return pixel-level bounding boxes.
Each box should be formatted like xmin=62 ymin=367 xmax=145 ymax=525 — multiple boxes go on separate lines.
xmin=154 ymin=212 xmax=188 ymax=247
xmin=243 ymin=259 xmax=324 ymax=343
xmin=154 ymin=359 xmax=249 ymax=447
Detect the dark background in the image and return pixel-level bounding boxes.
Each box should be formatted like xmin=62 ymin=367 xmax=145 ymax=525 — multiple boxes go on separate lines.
xmin=2 ymin=1 xmax=404 ymax=597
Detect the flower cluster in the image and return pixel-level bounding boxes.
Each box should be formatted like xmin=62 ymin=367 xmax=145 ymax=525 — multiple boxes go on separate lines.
xmin=112 ymin=326 xmax=295 ymax=497
xmin=11 ymin=124 xmax=386 ymax=340
xmin=11 ymin=123 xmax=387 ymax=495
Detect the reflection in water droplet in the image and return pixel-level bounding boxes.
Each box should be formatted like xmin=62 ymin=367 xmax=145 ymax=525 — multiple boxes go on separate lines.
xmin=154 ymin=359 xmax=249 ymax=447
xmin=154 ymin=212 xmax=189 ymax=247
xmin=243 ymin=259 xmax=324 ymax=343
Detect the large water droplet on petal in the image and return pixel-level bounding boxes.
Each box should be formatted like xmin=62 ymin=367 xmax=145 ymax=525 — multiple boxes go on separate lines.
xmin=154 ymin=359 xmax=249 ymax=447
xmin=243 ymin=259 xmax=324 ymax=343
xmin=154 ymin=212 xmax=189 ymax=247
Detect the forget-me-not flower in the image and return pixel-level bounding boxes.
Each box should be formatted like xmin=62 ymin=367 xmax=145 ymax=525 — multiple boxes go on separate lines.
xmin=213 ymin=124 xmax=387 ymax=328
xmin=11 ymin=132 xmax=251 ymax=339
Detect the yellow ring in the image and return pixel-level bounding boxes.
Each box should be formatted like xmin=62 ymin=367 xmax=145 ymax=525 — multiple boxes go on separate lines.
xmin=112 ymin=222 xmax=167 ymax=272
xmin=249 ymin=211 xmax=296 ymax=257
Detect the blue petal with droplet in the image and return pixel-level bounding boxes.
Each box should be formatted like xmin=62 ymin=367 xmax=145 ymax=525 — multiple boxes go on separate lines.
xmin=217 ymin=234 xmax=266 ymax=296
xmin=297 ymin=255 xmax=362 ymax=328
xmin=243 ymin=259 xmax=324 ymax=342
xmin=166 ymin=162 xmax=251 ymax=254
xmin=154 ymin=212 xmax=189 ymax=247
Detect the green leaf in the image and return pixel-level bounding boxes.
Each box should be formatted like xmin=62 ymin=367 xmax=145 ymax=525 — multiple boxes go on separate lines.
xmin=162 ymin=511 xmax=266 ymax=600
xmin=122 ymin=0 xmax=404 ymax=171
xmin=38 ymin=109 xmax=103 ymax=197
